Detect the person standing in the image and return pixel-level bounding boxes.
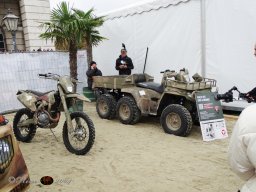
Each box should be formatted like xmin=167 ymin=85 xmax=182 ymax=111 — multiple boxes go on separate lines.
xmin=228 ymin=45 xmax=256 ymax=192
xmin=115 ymin=49 xmax=134 ymax=75
xmin=228 ymin=105 xmax=256 ymax=192
xmin=86 ymin=61 xmax=102 ymax=90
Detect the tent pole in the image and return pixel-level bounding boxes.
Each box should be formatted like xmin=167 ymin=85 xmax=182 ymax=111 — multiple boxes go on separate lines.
xmin=200 ymin=0 xmax=206 ymax=76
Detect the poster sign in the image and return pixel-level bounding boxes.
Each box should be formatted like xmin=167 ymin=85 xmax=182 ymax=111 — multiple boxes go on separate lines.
xmin=195 ymin=92 xmax=228 ymax=141
xmin=199 ymin=119 xmax=228 ymax=141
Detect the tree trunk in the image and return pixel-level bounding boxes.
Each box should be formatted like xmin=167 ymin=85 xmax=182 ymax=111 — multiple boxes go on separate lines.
xmin=69 ymin=40 xmax=78 ymax=92
xmin=86 ymin=39 xmax=93 ymax=69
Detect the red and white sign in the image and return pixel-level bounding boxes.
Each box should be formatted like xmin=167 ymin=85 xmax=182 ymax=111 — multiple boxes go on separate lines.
xmin=200 ymin=119 xmax=228 ymax=142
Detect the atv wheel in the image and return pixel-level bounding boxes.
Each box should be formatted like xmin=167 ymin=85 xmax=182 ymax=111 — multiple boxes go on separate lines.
xmin=13 ymin=108 xmax=37 ymax=142
xmin=94 ymin=88 xmax=105 ymax=100
xmin=63 ymin=112 xmax=95 ymax=155
xmin=117 ymin=96 xmax=141 ymax=125
xmin=96 ymin=94 xmax=117 ymax=119
xmin=160 ymin=104 xmax=192 ymax=136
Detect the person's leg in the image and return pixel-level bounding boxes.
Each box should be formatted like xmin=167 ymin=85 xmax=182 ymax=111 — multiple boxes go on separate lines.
xmin=88 ymin=81 xmax=92 ymax=90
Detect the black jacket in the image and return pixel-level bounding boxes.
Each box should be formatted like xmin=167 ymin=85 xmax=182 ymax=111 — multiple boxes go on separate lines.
xmin=115 ymin=55 xmax=134 ymax=75
xmin=86 ymin=68 xmax=102 ymax=89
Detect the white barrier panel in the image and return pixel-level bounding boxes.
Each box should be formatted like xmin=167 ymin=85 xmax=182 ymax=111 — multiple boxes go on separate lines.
xmin=0 ymin=51 xmax=88 ymax=112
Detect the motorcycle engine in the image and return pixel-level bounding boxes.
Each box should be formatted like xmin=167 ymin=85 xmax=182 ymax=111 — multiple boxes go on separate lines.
xmin=37 ymin=112 xmax=50 ymax=127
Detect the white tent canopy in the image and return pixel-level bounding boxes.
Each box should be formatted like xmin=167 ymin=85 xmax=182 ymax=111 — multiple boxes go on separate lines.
xmin=104 ymin=0 xmax=190 ymax=19
xmin=94 ymin=0 xmax=256 ymax=110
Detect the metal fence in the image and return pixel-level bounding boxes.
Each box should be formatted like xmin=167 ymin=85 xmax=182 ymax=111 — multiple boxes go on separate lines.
xmin=0 ymin=50 xmax=88 ymax=113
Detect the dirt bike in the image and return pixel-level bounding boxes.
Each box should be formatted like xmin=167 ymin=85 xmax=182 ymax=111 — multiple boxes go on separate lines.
xmin=13 ymin=73 xmax=95 ymax=155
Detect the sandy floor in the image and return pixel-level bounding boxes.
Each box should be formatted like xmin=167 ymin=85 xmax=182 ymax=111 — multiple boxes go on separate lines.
xmin=5 ymin=103 xmax=243 ymax=192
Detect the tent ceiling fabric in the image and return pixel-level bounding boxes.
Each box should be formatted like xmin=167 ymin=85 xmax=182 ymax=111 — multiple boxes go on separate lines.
xmin=94 ymin=0 xmax=201 ymax=83
xmin=95 ymin=0 xmax=256 ymax=110
xmin=105 ymin=0 xmax=191 ymax=19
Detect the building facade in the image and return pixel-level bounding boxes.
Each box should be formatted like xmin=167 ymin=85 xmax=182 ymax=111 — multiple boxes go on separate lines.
xmin=0 ymin=0 xmax=54 ymax=51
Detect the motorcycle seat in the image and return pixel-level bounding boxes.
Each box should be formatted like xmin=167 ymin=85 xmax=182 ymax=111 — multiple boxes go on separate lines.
xmin=27 ymin=90 xmax=53 ymax=97
xmin=136 ymin=82 xmax=164 ymax=94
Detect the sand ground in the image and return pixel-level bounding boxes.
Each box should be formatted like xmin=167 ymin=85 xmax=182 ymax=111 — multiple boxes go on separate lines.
xmin=5 ymin=103 xmax=243 ymax=192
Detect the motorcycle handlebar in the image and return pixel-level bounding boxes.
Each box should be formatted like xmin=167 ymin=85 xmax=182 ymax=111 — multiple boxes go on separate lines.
xmin=38 ymin=73 xmax=60 ymax=79
xmin=38 ymin=73 xmax=81 ymax=82
xmin=38 ymin=74 xmax=47 ymax=77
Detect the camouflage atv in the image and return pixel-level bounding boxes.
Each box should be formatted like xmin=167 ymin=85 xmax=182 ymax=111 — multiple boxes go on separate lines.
xmin=93 ymin=69 xmax=216 ymax=136
xmin=0 ymin=115 xmax=30 ymax=191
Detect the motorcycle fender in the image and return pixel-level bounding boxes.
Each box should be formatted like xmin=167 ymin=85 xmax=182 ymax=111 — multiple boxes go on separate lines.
xmin=121 ymin=87 xmax=161 ymax=115
xmin=66 ymin=94 xmax=91 ymax=102
xmin=17 ymin=91 xmax=37 ymax=111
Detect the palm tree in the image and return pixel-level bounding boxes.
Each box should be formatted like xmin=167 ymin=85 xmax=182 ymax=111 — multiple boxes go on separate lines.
xmin=40 ymin=2 xmax=83 ymax=83
xmin=73 ymin=8 xmax=105 ymax=68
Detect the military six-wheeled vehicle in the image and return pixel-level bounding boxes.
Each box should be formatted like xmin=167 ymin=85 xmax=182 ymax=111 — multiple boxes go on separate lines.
xmin=93 ymin=69 xmax=216 ymax=136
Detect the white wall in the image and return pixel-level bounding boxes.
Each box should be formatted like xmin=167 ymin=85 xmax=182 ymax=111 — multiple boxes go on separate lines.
xmin=0 ymin=51 xmax=87 ymax=112
xmin=20 ymin=0 xmax=55 ymax=50
xmin=205 ymin=0 xmax=256 ymax=94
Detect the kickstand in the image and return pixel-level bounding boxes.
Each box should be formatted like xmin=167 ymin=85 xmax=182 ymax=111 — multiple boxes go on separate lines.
xmin=50 ymin=128 xmax=58 ymax=142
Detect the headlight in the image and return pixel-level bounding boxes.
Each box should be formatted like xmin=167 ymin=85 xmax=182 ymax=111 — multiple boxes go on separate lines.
xmin=67 ymin=86 xmax=74 ymax=93
xmin=59 ymin=76 xmax=75 ymax=93
xmin=0 ymin=135 xmax=14 ymax=173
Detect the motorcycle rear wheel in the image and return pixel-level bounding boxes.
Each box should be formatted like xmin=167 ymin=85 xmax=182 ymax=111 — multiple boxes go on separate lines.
xmin=62 ymin=112 xmax=95 ymax=155
xmin=13 ymin=108 xmax=37 ymax=142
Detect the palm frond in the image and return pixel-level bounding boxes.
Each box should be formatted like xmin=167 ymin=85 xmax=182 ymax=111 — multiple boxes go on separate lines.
xmin=40 ymin=2 xmax=105 ymax=51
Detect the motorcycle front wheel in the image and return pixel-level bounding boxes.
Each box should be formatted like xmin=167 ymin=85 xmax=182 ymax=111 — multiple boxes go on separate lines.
xmin=62 ymin=112 xmax=95 ymax=155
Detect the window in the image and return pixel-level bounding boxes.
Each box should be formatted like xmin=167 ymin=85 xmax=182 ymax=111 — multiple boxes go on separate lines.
xmin=0 ymin=33 xmax=5 ymax=52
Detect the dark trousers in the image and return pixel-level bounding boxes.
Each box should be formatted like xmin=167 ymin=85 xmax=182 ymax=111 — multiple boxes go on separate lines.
xmin=88 ymin=80 xmax=93 ymax=90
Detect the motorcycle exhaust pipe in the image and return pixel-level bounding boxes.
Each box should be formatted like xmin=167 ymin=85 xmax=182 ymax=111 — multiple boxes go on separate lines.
xmin=43 ymin=110 xmax=60 ymax=123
